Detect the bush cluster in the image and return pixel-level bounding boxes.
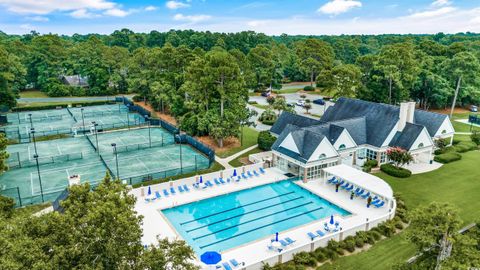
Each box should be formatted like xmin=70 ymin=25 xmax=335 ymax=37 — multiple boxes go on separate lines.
xmin=471 ymin=131 xmax=480 ymax=145
xmin=434 ymin=152 xmax=462 ymax=163
xmin=258 ymin=131 xmax=277 ymax=151
xmin=380 ymin=164 xmax=412 ymax=178
xmin=303 ymin=86 xmax=315 ymax=91
xmin=454 ymin=141 xmax=478 ymax=153
xmin=132 ymin=95 xmax=143 ymax=102
xmin=362 ymin=159 xmax=378 ymax=172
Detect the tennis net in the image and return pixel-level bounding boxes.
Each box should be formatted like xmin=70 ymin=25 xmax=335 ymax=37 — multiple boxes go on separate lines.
xmin=113 ymin=140 xmax=174 ymax=154
xmin=9 ymin=152 xmax=85 ymax=169
xmin=85 ymin=135 xmax=97 ymax=151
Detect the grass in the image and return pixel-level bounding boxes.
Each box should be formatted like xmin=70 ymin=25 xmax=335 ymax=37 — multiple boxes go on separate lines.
xmin=132 ymin=161 xmax=224 ymax=188
xmin=228 ymin=147 xmax=262 ymax=167
xmin=19 ymin=90 xmax=49 ymax=98
xmin=318 ymin=147 xmax=480 ymax=270
xmin=272 ymin=88 xmax=302 ymax=94
xmin=451 ymin=112 xmax=480 ymax=133
xmin=249 ymin=103 xmax=270 ymax=110
xmin=216 ymin=127 xmax=259 ymax=158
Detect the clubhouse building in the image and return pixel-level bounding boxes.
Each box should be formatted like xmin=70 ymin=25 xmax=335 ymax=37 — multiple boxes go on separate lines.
xmin=270 ymin=98 xmax=454 ymax=181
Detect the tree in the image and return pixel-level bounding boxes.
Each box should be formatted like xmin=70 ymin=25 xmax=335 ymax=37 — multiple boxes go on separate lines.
xmin=272 ymin=96 xmax=291 ymax=116
xmin=258 ymin=131 xmax=276 ymax=150
xmin=386 ymin=147 xmax=413 ymax=169
xmin=317 ymin=64 xmax=362 ymax=98
xmin=295 ymin=39 xmax=334 ymax=86
xmin=247 ymin=45 xmax=275 ymax=91
xmin=0 ymin=45 xmax=26 ymax=109
xmin=0 ymin=133 xmax=8 ymax=174
xmin=303 ymin=100 xmax=312 ymax=114
xmin=0 ymin=172 xmax=199 ymax=269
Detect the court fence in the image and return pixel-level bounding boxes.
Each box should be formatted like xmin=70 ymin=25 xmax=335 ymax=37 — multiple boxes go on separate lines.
xmin=177 ymin=134 xmax=216 ymax=166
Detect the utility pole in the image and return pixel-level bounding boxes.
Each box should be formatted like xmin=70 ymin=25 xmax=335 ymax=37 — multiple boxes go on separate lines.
xmin=450 ymin=76 xmax=462 ymax=118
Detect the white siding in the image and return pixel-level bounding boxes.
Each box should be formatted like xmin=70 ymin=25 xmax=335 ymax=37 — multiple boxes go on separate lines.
xmin=279 ymin=133 xmax=300 ymax=153
xmin=434 ymin=117 xmax=455 ymax=137
xmin=333 ymin=130 xmax=357 ymax=150
xmin=308 ymin=138 xmax=338 ymax=162
xmin=410 ymin=127 xmax=434 ymax=151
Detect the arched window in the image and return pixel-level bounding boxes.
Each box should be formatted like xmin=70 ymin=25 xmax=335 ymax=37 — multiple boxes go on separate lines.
xmin=418 ymin=143 xmax=424 ymax=148
xmin=441 ymin=129 xmax=447 ymax=134
xmin=319 ymin=153 xmax=327 ymax=159
xmin=338 ymin=144 xmax=346 ymax=150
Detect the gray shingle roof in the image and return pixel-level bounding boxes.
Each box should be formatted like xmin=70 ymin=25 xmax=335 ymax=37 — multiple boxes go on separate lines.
xmin=389 ymin=122 xmax=424 ymax=150
xmin=270 ymin=111 xmax=320 ymax=135
xmin=414 ymin=110 xmax=448 ymax=137
xmin=329 ymin=117 xmax=367 ymax=145
xmin=321 ymin=98 xmax=399 ymax=147
xmin=271 ymin=124 xmax=325 ymax=163
xmin=61 ymin=75 xmax=89 ymax=87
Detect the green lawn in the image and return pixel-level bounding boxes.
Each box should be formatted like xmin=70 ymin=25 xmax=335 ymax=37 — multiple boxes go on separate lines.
xmin=272 ymin=88 xmax=302 ymax=94
xmin=318 ymin=148 xmax=480 ymax=270
xmin=216 ymin=127 xmax=259 ymax=158
xmin=249 ymin=103 xmax=270 ymax=110
xmin=228 ymin=147 xmax=262 ymax=167
xmin=451 ymin=112 xmax=480 ymax=133
xmin=19 ymin=90 xmax=49 ymax=98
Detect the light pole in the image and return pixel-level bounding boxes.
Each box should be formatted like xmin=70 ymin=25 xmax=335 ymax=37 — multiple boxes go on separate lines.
xmin=145 ymin=115 xmax=151 ymax=147
xmin=126 ymin=104 xmax=130 ymax=129
xmin=92 ymin=121 xmax=99 ymax=153
xmin=177 ymin=133 xmax=183 ymax=174
xmin=33 ymin=154 xmax=44 ymax=203
xmin=31 ymin=128 xmax=38 ymax=156
xmin=81 ymin=108 xmax=85 ymax=132
xmin=28 ymin=113 xmax=33 ymax=129
xmin=111 ymin=143 xmax=120 ymax=179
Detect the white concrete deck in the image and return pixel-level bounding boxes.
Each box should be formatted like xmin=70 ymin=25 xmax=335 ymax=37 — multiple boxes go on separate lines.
xmin=402 ymin=161 xmax=443 ymax=174
xmin=131 ymin=165 xmax=395 ymax=270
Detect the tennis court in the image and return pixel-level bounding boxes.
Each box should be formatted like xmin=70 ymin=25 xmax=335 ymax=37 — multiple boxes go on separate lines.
xmin=103 ymin=143 xmax=210 ymax=181
xmin=90 ymin=127 xmax=175 ymax=153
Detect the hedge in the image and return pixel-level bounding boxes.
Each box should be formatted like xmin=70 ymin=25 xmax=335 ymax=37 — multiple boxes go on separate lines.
xmin=303 ymin=86 xmax=315 ymax=91
xmin=261 ymin=119 xmax=276 ymax=126
xmin=12 ymin=100 xmax=116 ymax=112
xmin=434 ymin=152 xmax=462 ymax=163
xmin=258 ymin=131 xmax=276 ymax=151
xmin=454 ymin=141 xmax=478 ymax=153
xmin=380 ymin=163 xmax=412 ymax=178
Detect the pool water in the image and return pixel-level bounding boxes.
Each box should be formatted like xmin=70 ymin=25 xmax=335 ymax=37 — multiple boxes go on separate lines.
xmin=161 ymin=180 xmax=350 ymax=255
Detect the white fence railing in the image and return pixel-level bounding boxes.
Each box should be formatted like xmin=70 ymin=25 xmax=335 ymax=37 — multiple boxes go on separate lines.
xmin=242 ymin=199 xmax=397 ymax=270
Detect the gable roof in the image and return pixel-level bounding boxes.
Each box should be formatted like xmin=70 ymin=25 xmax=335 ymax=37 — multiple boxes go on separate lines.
xmin=321 ymin=98 xmax=398 ymax=147
xmin=61 ymin=75 xmax=89 ymax=87
xmin=414 ymin=110 xmax=449 ymax=137
xmin=389 ymin=122 xmax=424 ymax=150
xmin=270 ymin=111 xmax=320 ymax=135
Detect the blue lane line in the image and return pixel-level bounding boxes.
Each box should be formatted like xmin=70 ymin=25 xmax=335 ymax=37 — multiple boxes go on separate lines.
xmin=193 ymin=201 xmax=317 ymax=241
xmin=198 ymin=204 xmax=324 ymax=249
xmin=180 ymin=191 xmax=296 ymax=225
xmin=185 ymin=196 xmax=305 ymax=233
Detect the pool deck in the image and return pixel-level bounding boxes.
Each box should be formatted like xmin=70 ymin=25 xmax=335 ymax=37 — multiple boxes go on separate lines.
xmin=131 ymin=165 xmax=395 ymax=269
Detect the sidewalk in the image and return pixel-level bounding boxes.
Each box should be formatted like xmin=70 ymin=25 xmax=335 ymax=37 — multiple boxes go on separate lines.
xmin=215 ymin=144 xmax=258 ymax=169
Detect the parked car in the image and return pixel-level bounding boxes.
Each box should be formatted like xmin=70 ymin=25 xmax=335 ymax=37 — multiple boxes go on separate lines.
xmin=287 ymin=102 xmax=295 ymax=108
xmin=261 ymin=91 xmax=271 ymax=97
xmin=313 ymin=99 xmax=325 ymax=105
xmin=470 ymin=105 xmax=478 ymax=112
xmin=296 ymin=100 xmax=305 ymax=107
xmin=323 ymin=96 xmax=333 ymax=101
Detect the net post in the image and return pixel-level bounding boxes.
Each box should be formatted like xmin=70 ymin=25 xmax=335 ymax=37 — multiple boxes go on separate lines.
xmin=16 ymin=187 xmax=22 ymax=207
xmin=195 ymin=155 xmax=197 ymax=171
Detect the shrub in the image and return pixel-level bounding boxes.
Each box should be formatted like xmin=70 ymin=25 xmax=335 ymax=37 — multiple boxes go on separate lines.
xmin=377 ymin=221 xmax=397 ymax=237
xmin=132 ymin=95 xmax=143 ymax=102
xmin=258 ymin=131 xmax=276 ymax=151
xmin=293 ymin=252 xmax=317 ymax=267
xmin=343 ymin=238 xmax=356 ymax=252
xmin=326 ymin=239 xmax=342 ymax=255
xmin=355 ymin=237 xmax=365 ymax=248
xmin=303 ymin=86 xmax=315 ymax=91
xmin=247 ymin=101 xmax=258 ymax=105
xmin=0 ymin=195 xmax=15 ymax=218
xmin=395 ymin=208 xmax=408 ymax=223
xmin=434 ymin=152 xmax=462 ymax=164
xmin=380 ymin=164 xmax=412 ymax=178
xmin=365 ymin=232 xmax=376 ymax=245
xmin=313 ymin=248 xmax=327 ymax=262
xmin=363 ymin=159 xmax=378 ymax=172
xmin=324 ymin=248 xmax=339 ymax=260
xmin=395 ymin=222 xmax=404 ymax=230
xmin=369 ymin=230 xmax=382 ymax=241
xmin=455 ymin=141 xmax=478 ymax=152
xmin=471 ymin=131 xmax=480 ymax=145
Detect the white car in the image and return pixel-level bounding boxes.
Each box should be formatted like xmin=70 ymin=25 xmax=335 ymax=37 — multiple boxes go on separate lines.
xmin=296 ymin=100 xmax=305 ymax=107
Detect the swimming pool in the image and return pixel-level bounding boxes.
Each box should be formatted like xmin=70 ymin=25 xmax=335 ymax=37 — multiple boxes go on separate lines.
xmin=161 ymin=180 xmax=350 ymax=255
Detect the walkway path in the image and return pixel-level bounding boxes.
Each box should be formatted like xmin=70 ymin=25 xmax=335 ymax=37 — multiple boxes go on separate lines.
xmin=215 ymin=144 xmax=258 ymax=169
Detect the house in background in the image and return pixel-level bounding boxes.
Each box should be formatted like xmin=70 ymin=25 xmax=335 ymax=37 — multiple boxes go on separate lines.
xmin=60 ymin=75 xmax=89 ymax=88
xmin=270 ymin=98 xmax=454 ymax=181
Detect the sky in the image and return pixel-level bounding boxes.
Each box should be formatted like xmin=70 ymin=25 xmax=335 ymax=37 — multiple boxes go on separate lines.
xmin=0 ymin=0 xmax=480 ymax=35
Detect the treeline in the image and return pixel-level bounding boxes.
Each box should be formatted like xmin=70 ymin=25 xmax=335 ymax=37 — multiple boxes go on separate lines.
xmin=1 ymin=29 xmax=480 ymax=143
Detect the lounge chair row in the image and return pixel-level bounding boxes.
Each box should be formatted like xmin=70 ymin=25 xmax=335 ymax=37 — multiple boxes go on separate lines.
xmin=327 ymin=177 xmax=385 ymax=208
xmin=221 ymin=259 xmax=244 ymax=270
xmin=194 ymin=168 xmax=266 ymax=189
xmin=146 ymin=184 xmax=191 ymax=202
xmin=267 ymin=237 xmax=296 ymax=252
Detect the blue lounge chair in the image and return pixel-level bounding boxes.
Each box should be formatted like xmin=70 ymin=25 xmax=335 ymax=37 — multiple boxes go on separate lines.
xmin=229 ymin=259 xmax=243 ymax=268
xmin=346 ymin=185 xmax=354 ymax=191
xmin=214 ymin=178 xmax=221 ymax=185
xmin=307 ymin=232 xmax=318 ymax=240
xmin=236 ymin=176 xmax=241 ymax=182
xmin=316 ymin=230 xmax=325 ymax=237
xmin=219 ymin=178 xmax=226 ymax=184
xmin=371 ymin=199 xmax=380 ymax=205
xmin=241 ymin=173 xmax=248 ymax=179
xmin=356 ymin=189 xmax=365 ymax=196
xmin=374 ymin=201 xmax=385 ymax=208
xmin=340 ymin=182 xmax=349 ymax=189
xmin=163 ymin=189 xmax=169 ymax=196
xmin=222 ymin=262 xmax=233 ymax=270
xmin=206 ymin=180 xmax=214 ymax=187
xmin=226 ymin=177 xmax=231 ymax=183
xmin=178 ymin=186 xmax=184 ymax=193
xmin=155 ymin=191 xmax=161 ymax=199
xmin=337 ymin=180 xmax=345 ymax=185
xmin=253 ymin=170 xmax=260 ymax=177
xmin=259 ymin=167 xmax=265 ymax=174
xmin=183 ymin=184 xmax=190 ymax=192
xmin=279 ymin=240 xmax=289 ymax=247
xmin=285 ymin=237 xmax=296 ymax=245
xmin=361 ymin=191 xmax=370 ymax=199
xmin=353 ymin=187 xmax=360 ymax=194
xmin=327 ymin=177 xmax=337 ymax=184
xmin=170 ymin=187 xmax=176 ymax=195
xmin=247 ymin=171 xmax=254 ymax=178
